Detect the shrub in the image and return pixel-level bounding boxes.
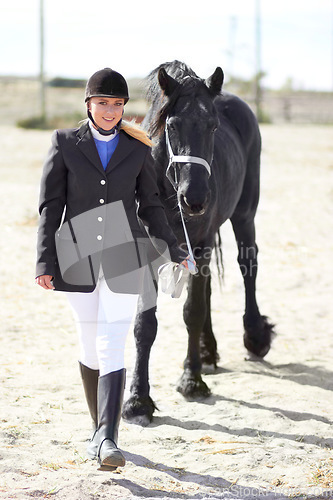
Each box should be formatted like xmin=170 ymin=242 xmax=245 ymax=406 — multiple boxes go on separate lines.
xmin=17 ymin=112 xmax=85 ymax=130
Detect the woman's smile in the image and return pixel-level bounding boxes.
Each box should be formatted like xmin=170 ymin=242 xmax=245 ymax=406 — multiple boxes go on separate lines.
xmin=103 ymin=117 xmax=115 ymax=124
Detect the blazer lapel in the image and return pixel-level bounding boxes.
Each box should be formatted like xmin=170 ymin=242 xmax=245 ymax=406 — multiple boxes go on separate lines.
xmin=76 ymin=123 xmax=138 ymax=175
xmin=76 ymin=122 xmax=105 ymax=174
xmin=105 ymin=131 xmax=137 ymax=174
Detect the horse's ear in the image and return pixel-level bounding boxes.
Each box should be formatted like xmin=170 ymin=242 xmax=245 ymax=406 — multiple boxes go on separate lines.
xmin=158 ymin=68 xmax=179 ymax=97
xmin=206 ymin=67 xmax=224 ymax=95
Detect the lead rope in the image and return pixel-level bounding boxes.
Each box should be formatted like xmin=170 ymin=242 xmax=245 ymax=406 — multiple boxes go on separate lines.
xmin=178 ymin=200 xmax=197 ymax=273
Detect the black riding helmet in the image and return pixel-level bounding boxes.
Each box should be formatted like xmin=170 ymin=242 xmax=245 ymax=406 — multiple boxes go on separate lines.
xmin=85 ymin=68 xmax=129 ymax=135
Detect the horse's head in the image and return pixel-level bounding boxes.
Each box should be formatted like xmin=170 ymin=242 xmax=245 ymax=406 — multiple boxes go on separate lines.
xmin=155 ymin=64 xmax=224 ymax=216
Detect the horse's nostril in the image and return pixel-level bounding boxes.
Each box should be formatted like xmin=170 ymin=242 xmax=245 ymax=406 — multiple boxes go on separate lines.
xmin=184 ymin=197 xmax=205 ymax=214
xmin=192 ymin=204 xmax=204 ymax=214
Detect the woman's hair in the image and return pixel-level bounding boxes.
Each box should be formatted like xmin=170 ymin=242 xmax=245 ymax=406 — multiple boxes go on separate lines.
xmin=120 ymin=121 xmax=152 ymax=147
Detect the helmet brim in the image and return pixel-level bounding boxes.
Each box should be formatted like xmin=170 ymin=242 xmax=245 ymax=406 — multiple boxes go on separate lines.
xmin=85 ymin=94 xmax=129 ymax=104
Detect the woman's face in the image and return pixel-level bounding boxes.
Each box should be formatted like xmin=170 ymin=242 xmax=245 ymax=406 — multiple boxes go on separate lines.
xmin=88 ymin=96 xmax=125 ymax=130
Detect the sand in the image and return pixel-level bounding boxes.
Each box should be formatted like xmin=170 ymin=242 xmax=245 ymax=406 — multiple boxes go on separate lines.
xmin=0 ymin=124 xmax=333 ymax=499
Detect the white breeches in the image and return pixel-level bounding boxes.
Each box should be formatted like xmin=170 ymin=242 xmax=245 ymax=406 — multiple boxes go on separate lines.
xmin=66 ymin=273 xmax=138 ymax=376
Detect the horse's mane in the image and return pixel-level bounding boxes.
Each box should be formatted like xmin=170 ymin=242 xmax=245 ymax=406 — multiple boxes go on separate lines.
xmin=145 ymin=60 xmax=205 ymax=137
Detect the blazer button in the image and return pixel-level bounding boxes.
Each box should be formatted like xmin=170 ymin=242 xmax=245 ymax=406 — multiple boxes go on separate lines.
xmin=99 ymin=198 xmax=105 ymax=204
xmin=97 ymin=216 xmax=103 ymax=222
xmin=97 ymin=235 xmax=102 ymax=240
xmin=100 ymin=179 xmax=106 ymax=185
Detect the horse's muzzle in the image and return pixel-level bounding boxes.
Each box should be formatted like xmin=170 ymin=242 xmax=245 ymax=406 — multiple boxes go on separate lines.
xmin=180 ymin=192 xmax=209 ymax=216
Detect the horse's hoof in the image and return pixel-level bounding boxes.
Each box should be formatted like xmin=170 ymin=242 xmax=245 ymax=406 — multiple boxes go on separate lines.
xmin=199 ymin=344 xmax=220 ymax=369
xmin=177 ymin=373 xmax=211 ymax=400
xmin=243 ymin=315 xmax=275 ymax=358
xmin=201 ymin=362 xmax=217 ymax=375
xmin=126 ymin=414 xmax=151 ymax=427
xmin=122 ymin=395 xmax=157 ymax=426
xmin=245 ymin=351 xmax=266 ymax=362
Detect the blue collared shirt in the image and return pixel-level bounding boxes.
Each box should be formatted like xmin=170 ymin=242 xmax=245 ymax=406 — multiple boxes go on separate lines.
xmin=94 ymin=135 xmax=120 ymax=170
xmin=89 ymin=121 xmax=120 ymax=170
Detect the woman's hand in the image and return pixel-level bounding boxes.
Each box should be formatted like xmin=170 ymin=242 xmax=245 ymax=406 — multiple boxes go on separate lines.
xmin=179 ymin=255 xmax=197 ymax=274
xmin=35 ymin=275 xmax=55 ymax=290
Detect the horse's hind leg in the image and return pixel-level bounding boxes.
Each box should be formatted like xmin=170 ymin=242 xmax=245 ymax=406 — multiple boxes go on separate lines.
xmin=230 ymin=216 xmax=274 ymax=358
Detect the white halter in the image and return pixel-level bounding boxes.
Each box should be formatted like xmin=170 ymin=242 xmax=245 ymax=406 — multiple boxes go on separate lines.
xmin=165 ymin=122 xmax=211 ymax=191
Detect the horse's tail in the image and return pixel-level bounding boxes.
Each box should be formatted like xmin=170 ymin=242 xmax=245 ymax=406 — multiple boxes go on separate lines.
xmin=214 ymin=230 xmax=224 ymax=288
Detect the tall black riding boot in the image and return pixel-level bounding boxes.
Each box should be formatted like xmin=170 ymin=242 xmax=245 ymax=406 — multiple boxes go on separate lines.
xmin=79 ymin=362 xmax=99 ymax=459
xmin=97 ymin=368 xmax=126 ymax=470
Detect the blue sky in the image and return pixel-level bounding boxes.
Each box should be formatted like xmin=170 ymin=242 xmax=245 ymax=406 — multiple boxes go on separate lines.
xmin=1 ymin=0 xmax=332 ymax=90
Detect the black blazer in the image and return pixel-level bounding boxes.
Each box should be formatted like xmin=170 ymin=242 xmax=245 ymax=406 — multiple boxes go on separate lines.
xmin=36 ymin=121 xmax=186 ymax=292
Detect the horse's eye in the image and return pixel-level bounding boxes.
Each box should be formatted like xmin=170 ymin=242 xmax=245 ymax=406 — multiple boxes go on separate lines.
xmin=207 ymin=119 xmax=218 ymax=133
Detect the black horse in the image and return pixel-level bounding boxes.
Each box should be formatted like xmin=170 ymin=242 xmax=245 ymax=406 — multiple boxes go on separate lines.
xmin=123 ymin=61 xmax=274 ymax=425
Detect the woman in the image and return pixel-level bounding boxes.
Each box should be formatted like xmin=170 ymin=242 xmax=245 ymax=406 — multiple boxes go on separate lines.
xmin=35 ymin=68 xmax=192 ymax=471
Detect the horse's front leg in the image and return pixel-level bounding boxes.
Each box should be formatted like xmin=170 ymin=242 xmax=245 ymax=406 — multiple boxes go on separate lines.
xmin=200 ymin=273 xmax=219 ymax=370
xmin=177 ymin=267 xmax=212 ymax=399
xmin=122 ymin=294 xmax=158 ymax=426
xmin=231 ymin=217 xmax=275 ymax=358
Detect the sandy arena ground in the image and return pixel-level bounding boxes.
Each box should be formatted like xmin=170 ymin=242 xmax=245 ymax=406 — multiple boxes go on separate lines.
xmin=0 ymin=124 xmax=333 ymax=499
